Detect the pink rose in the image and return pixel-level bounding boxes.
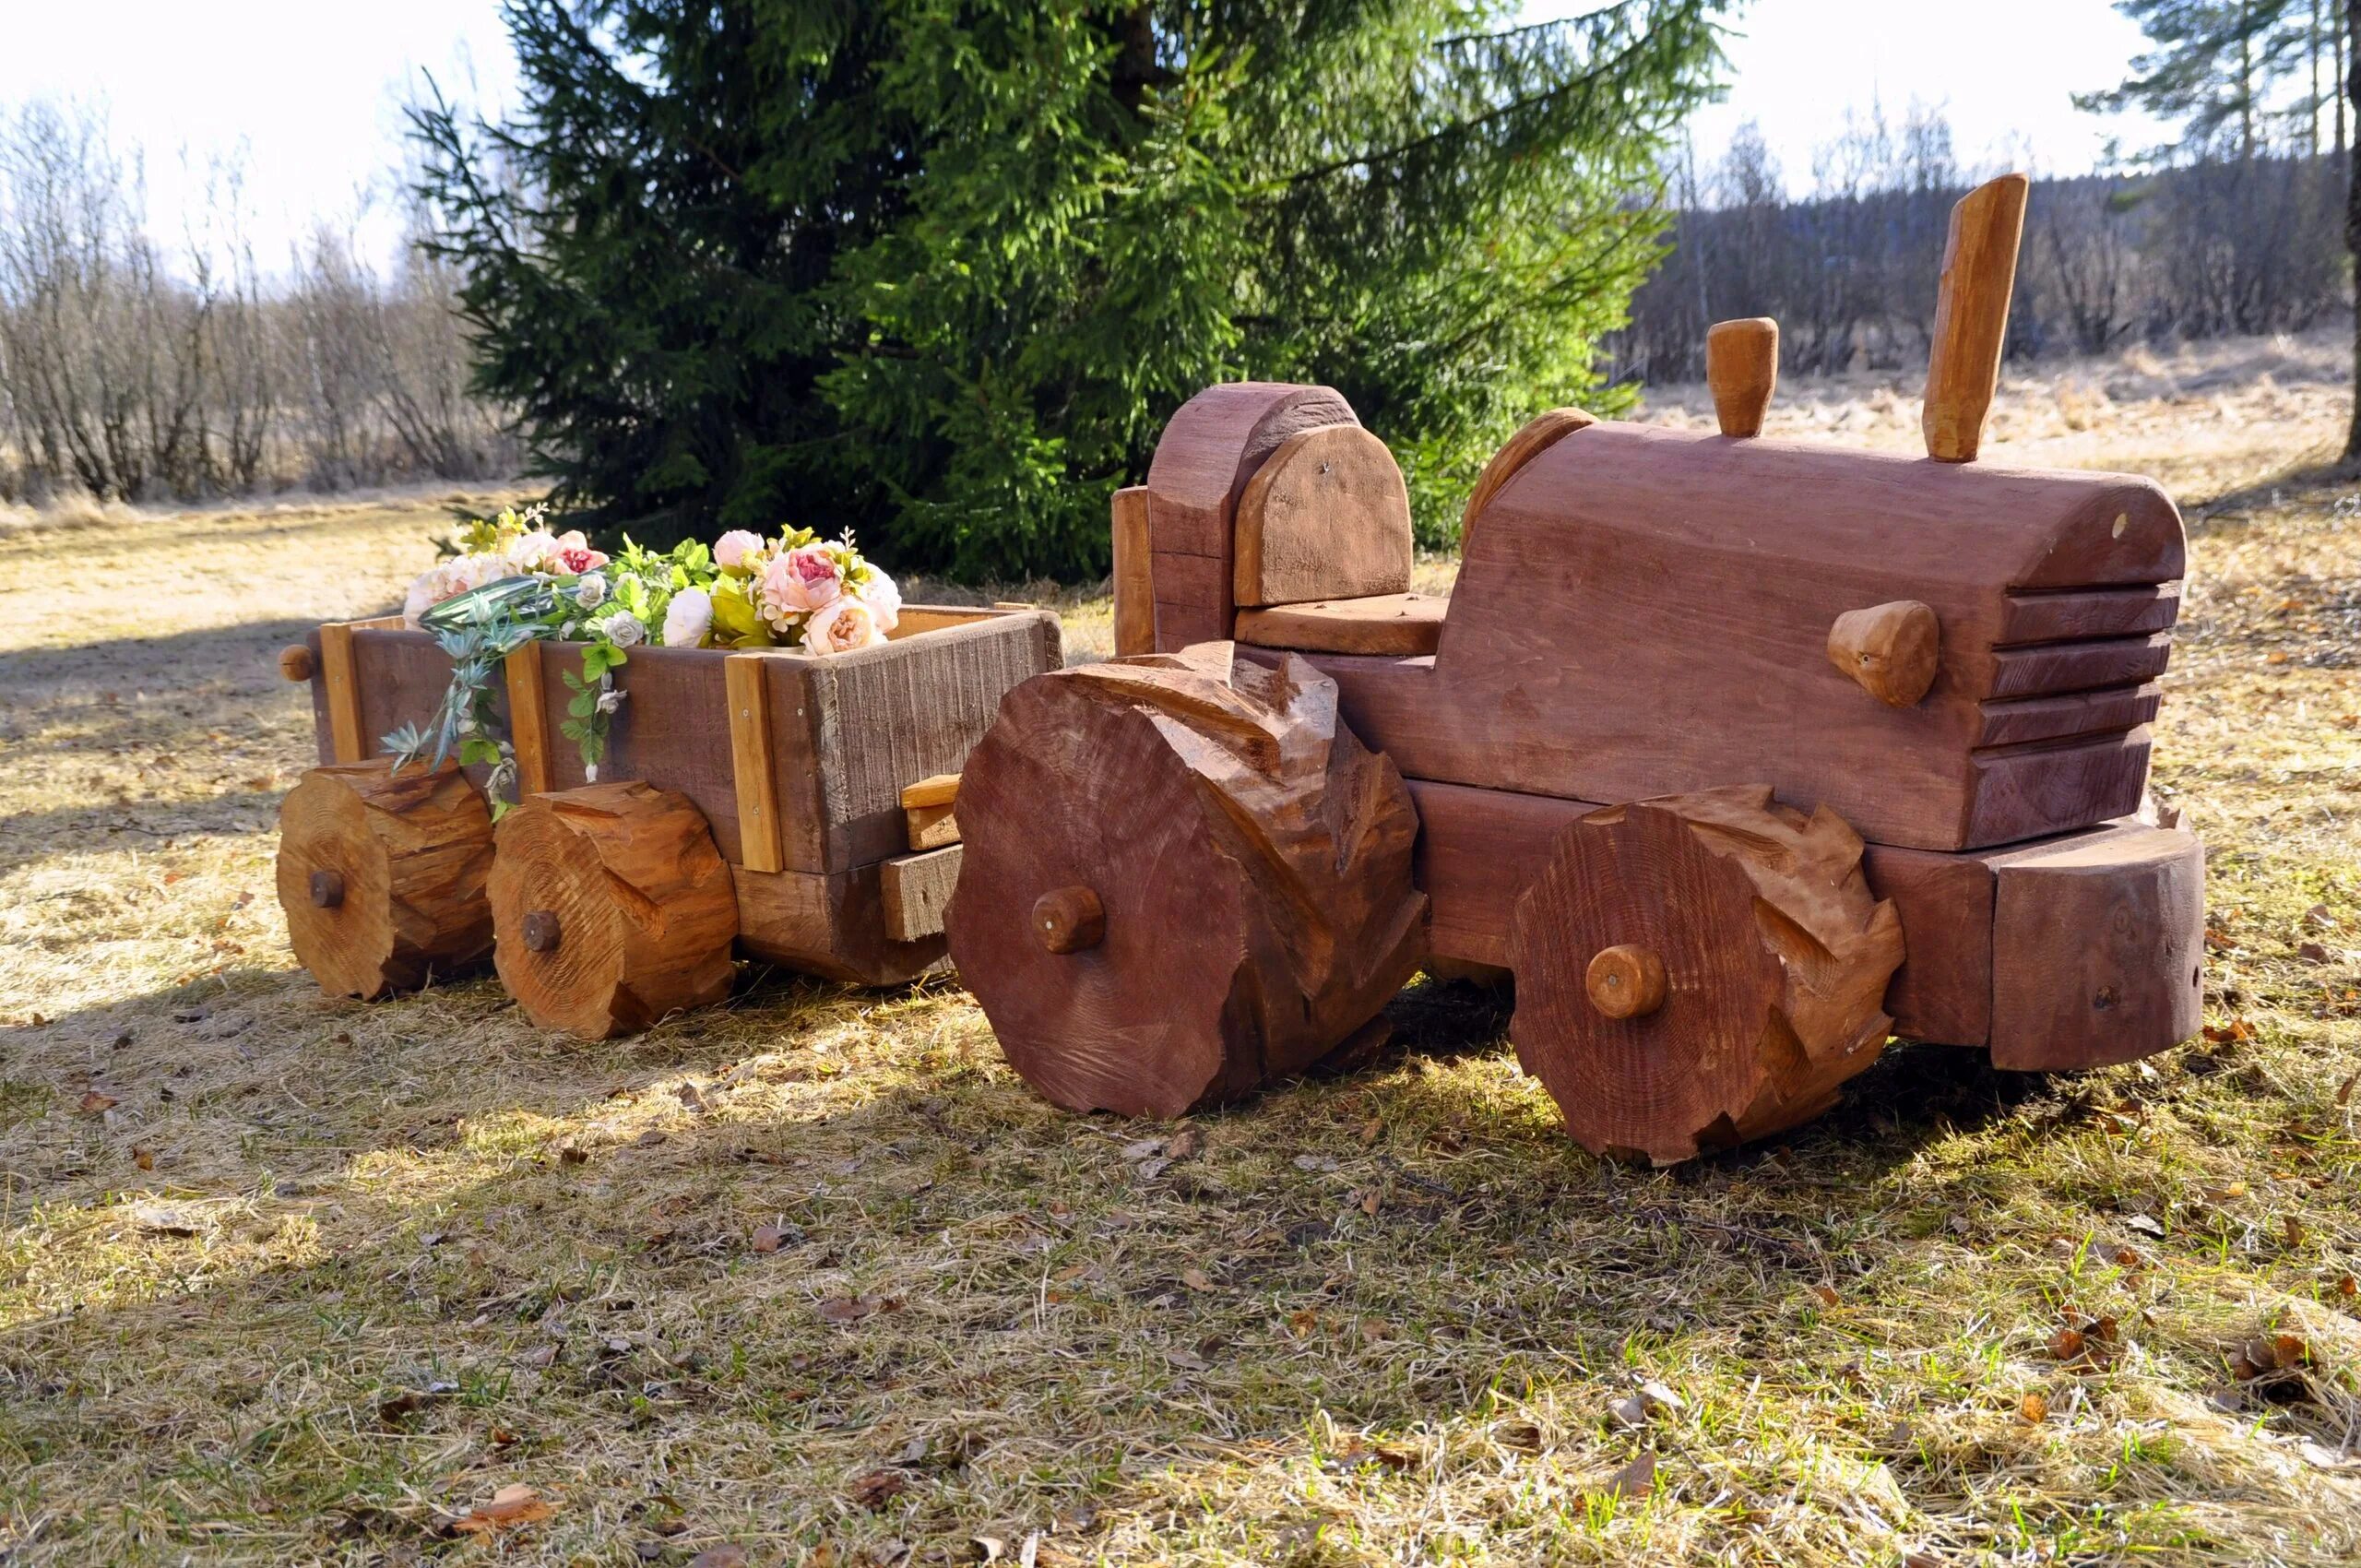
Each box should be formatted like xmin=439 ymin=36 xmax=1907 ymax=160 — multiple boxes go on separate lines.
xmin=713 ymin=529 xmax=764 ymax=570
xmin=551 ymin=529 xmax=607 ymax=574
xmin=800 ymin=594 xmax=886 ymax=655
xmin=760 ymin=542 xmax=842 ymax=624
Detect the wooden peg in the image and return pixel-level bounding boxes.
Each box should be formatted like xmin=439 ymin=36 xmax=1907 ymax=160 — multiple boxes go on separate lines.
xmin=1585 ymin=944 xmax=1667 ymax=1019
xmin=279 ymin=644 xmax=316 ymax=683
xmin=1032 ymin=885 xmax=1105 ymax=954
xmin=1923 ymin=172 xmax=2029 ymax=463
xmin=1706 ymin=318 xmax=1778 ymax=438
xmin=1827 ymin=600 xmax=1941 ymax=707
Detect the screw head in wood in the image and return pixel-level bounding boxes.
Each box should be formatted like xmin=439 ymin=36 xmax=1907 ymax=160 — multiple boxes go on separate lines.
xmin=1032 ymin=885 xmax=1105 ymax=955
xmin=308 ymin=869 xmax=344 ymax=909
xmin=1585 ymin=944 xmax=1667 ymax=1020
xmin=522 ymin=909 xmax=562 ymax=953
xmin=279 ymin=644 xmax=316 ymax=682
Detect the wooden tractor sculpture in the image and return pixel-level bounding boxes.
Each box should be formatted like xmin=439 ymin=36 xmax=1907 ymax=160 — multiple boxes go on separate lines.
xmin=274 ymin=604 xmax=1060 ymax=1035
xmin=946 ymin=174 xmax=2206 ymax=1163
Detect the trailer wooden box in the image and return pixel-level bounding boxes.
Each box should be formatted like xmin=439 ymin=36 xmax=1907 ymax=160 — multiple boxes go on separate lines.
xmin=281 ymin=604 xmax=1060 ymax=1000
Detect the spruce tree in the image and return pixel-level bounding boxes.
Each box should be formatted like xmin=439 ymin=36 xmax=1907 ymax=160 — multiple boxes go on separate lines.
xmin=416 ymin=2 xmax=1729 ymax=579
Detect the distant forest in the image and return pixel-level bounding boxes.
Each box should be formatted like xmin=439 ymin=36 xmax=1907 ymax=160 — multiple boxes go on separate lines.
xmin=1608 ymin=108 xmax=2352 ymax=384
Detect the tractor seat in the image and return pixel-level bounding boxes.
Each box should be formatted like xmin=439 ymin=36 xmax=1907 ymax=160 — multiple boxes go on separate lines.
xmin=1232 ymin=592 xmax=1445 ymax=658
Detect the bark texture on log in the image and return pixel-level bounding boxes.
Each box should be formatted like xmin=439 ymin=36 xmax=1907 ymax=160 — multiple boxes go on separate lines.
xmin=948 ymin=642 xmax=1428 ymax=1118
xmin=1509 ymin=785 xmax=1904 ymax=1165
xmin=276 ymin=759 xmax=496 ymax=999
xmin=488 ymin=780 xmax=738 ymax=1039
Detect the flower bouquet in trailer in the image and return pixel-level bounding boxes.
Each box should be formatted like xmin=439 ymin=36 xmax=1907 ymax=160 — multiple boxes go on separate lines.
xmin=388 ymin=505 xmax=901 ymax=813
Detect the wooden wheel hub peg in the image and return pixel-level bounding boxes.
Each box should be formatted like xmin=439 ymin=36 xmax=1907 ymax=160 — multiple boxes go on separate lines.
xmin=1584 ymin=944 xmax=1666 ymax=1019
xmin=1033 ymin=886 xmax=1104 ymax=954
xmin=487 ymin=780 xmax=739 ymax=1039
xmin=276 ymin=759 xmax=496 ymax=999
xmin=948 ymin=643 xmax=1429 ymax=1119
xmin=1509 ymin=785 xmax=1904 ymax=1165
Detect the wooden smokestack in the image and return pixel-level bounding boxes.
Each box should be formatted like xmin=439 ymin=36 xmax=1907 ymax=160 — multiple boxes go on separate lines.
xmin=1706 ymin=317 xmax=1778 ymax=437
xmin=1922 ymin=172 xmax=2029 ymax=464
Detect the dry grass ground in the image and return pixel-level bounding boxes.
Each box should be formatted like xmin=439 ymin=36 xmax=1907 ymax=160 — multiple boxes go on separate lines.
xmin=2 ymin=334 xmax=2358 ymax=1566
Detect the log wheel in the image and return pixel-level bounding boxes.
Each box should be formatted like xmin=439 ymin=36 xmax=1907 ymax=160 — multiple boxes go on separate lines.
xmin=1509 ymin=785 xmax=1904 ymax=1164
xmin=487 ymin=780 xmax=739 ymax=1039
xmin=947 ymin=644 xmax=1428 ymax=1118
xmin=276 ymin=759 xmax=497 ymax=999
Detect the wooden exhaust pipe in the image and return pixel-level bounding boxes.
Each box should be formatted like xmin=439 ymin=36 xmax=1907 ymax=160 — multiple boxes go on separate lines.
xmin=1922 ymin=172 xmax=2029 ymax=464
xmin=1706 ymin=317 xmax=1778 ymax=437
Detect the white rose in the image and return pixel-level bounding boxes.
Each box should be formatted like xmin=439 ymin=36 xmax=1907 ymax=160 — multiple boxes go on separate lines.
xmin=800 ymin=594 xmax=887 ymax=656
xmin=574 ymin=573 xmax=608 ymax=609
xmin=598 ymin=611 xmax=647 ymax=647
xmin=860 ymin=567 xmax=900 ymax=632
xmin=403 ymin=569 xmax=438 ymax=626
xmin=661 ymin=586 xmax=714 ymax=648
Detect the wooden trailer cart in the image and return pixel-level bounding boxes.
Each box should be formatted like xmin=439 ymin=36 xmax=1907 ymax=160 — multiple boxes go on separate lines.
xmin=944 ymin=174 xmax=2207 ymax=1162
xmin=274 ymin=605 xmax=1060 ymax=1035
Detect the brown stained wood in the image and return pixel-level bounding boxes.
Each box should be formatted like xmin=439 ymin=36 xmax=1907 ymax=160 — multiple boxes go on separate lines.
xmin=1032 ymin=885 xmax=1106 ymax=954
xmin=724 ymin=652 xmax=785 ymax=873
xmin=1145 ymin=383 xmax=1358 ymax=652
xmin=1460 ymin=408 xmax=1595 ymax=547
xmin=1975 ymin=685 xmax=2161 ymax=748
xmin=317 ymin=621 xmax=368 ymax=763
xmin=488 ymin=780 xmax=739 ymax=1039
xmin=503 ymin=641 xmax=555 ymax=797
xmin=886 ymin=607 xmax=1002 ymax=638
xmin=880 ymin=845 xmax=963 ymax=943
xmin=1586 ymin=944 xmax=1667 ymax=1018
xmin=1985 ymin=823 xmax=2203 ymax=1069
xmin=1923 ymin=172 xmax=2030 ymax=463
xmin=279 ymin=644 xmax=315 ymax=683
xmin=1706 ymin=317 xmax=1779 ymax=437
xmin=1999 ymin=583 xmax=2180 ymax=644
xmin=1111 ymin=485 xmax=1157 ymax=657
xmin=1288 ymin=419 xmax=2187 ymax=852
xmin=1234 ymin=593 xmax=1445 ymax=658
xmin=1987 ymin=632 xmax=2172 ymax=699
xmin=1508 ymin=785 xmax=1904 ymax=1165
xmin=1232 ymin=423 xmax=1412 ymax=608
xmin=732 ymin=861 xmax=949 ymax=985
xmin=1403 ymin=775 xmax=2196 ymax=1060
xmin=948 ymin=648 xmax=1428 ymax=1119
xmin=276 ymin=759 xmax=496 ymax=999
xmin=1827 ymin=600 xmax=1941 ymax=707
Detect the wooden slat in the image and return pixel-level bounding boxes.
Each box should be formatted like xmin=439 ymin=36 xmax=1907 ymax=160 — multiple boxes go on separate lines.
xmin=317 ymin=621 xmax=367 ymax=763
xmin=725 ymin=652 xmax=786 ymax=873
xmin=1235 ymin=594 xmax=1444 ymax=657
xmin=880 ymin=844 xmax=963 ymax=941
xmin=1111 ymin=485 xmax=1156 ymax=656
xmin=899 ymin=774 xmax=960 ymax=809
xmin=503 ymin=641 xmax=554 ymax=796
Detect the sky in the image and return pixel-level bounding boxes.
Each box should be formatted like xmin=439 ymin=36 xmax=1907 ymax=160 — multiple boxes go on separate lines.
xmin=0 ymin=0 xmax=2176 ymax=270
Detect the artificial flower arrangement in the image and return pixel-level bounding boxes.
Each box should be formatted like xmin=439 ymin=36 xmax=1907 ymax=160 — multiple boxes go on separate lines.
xmin=387 ymin=504 xmax=900 ymax=814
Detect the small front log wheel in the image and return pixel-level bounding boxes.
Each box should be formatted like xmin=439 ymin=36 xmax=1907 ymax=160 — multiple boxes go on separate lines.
xmin=948 ymin=644 xmax=1429 ymax=1119
xmin=1509 ymin=785 xmax=1904 ymax=1165
xmin=276 ymin=759 xmax=496 ymax=999
xmin=487 ymin=780 xmax=739 ymax=1039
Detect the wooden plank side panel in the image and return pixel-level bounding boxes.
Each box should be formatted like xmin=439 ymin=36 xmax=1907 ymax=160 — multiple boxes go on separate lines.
xmin=730 ymin=861 xmax=948 ymax=985
xmin=796 ymin=612 xmax=1060 ymax=874
xmin=317 ymin=622 xmax=367 ymax=763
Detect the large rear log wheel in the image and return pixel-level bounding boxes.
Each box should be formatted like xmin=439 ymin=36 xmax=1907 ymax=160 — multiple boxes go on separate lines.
xmin=487 ymin=780 xmax=739 ymax=1039
xmin=948 ymin=644 xmax=1429 ymax=1118
xmin=277 ymin=759 xmax=496 ymax=999
xmin=1509 ymin=785 xmax=1904 ymax=1165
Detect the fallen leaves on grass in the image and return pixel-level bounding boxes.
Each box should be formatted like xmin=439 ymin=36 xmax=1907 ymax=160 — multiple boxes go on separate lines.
xmin=439 ymin=1483 xmax=555 ymax=1538
xmin=848 ymin=1468 xmax=908 ymax=1510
